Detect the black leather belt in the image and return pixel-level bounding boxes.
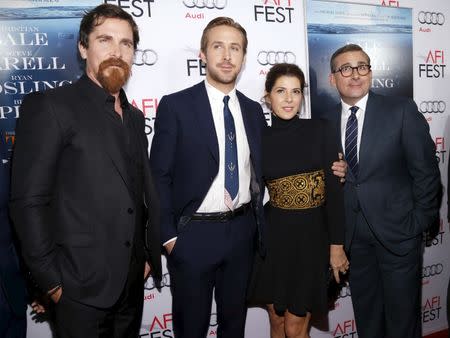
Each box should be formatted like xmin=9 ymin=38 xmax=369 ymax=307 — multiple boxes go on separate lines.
xmin=191 ymin=203 xmax=251 ymax=221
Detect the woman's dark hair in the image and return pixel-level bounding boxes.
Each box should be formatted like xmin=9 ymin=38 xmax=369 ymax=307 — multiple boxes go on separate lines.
xmin=79 ymin=4 xmax=139 ymax=50
xmin=265 ymin=63 xmax=306 ymax=94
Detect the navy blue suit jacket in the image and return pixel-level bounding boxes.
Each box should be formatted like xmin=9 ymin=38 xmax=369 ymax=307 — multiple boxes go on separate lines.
xmin=150 ymin=81 xmax=266 ymax=254
xmin=330 ymin=91 xmax=441 ymax=255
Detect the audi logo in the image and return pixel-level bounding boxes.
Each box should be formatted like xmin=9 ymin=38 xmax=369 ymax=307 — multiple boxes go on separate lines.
xmin=418 ymin=11 xmax=445 ymax=25
xmin=144 ymin=272 xmax=171 ymax=290
xmin=422 ymin=263 xmax=443 ymax=278
xmin=182 ymin=0 xmax=227 ymax=9
xmin=257 ymin=51 xmax=296 ymax=66
xmin=133 ymin=49 xmax=158 ymax=66
xmin=419 ymin=101 xmax=446 ymax=113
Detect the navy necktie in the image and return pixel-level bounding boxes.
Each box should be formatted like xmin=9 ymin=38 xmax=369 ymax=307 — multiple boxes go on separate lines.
xmin=223 ymin=95 xmax=239 ymax=209
xmin=345 ymin=106 xmax=359 ymax=178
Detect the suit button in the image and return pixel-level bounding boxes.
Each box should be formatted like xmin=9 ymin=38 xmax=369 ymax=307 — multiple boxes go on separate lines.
xmin=125 ymin=241 xmax=131 ymax=247
xmin=127 ymin=208 xmax=134 ymax=214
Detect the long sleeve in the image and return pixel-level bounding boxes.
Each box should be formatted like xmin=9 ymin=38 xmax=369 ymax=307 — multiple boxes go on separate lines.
xmin=9 ymin=92 xmax=63 ymax=292
xmin=322 ymin=120 xmax=345 ymax=244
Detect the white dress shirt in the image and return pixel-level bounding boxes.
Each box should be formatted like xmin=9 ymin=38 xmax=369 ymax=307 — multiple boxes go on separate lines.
xmin=197 ymin=79 xmax=252 ymax=212
xmin=340 ymin=93 xmax=369 ymax=161
xmin=164 ymin=80 xmax=253 ymax=245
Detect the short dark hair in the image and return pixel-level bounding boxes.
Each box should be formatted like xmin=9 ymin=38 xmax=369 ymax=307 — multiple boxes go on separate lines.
xmin=265 ymin=63 xmax=306 ymax=94
xmin=330 ymin=44 xmax=370 ymax=72
xmin=79 ymin=4 xmax=139 ymax=50
xmin=200 ymin=16 xmax=248 ymax=55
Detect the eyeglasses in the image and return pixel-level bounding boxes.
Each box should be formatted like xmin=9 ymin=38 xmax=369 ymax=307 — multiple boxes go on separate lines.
xmin=333 ymin=64 xmax=371 ymax=77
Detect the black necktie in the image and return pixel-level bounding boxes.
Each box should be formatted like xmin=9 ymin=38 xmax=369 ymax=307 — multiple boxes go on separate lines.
xmin=223 ymin=95 xmax=239 ymax=209
xmin=345 ymin=106 xmax=359 ymax=177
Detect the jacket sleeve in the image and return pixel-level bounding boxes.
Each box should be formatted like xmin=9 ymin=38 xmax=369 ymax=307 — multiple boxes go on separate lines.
xmin=9 ymin=92 xmax=63 ymax=292
xmin=402 ymin=98 xmax=441 ymax=234
xmin=149 ymin=96 xmax=178 ymax=244
xmin=322 ymin=120 xmax=345 ymax=244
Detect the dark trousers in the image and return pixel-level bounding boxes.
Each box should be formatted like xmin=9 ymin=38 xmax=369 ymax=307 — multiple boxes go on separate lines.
xmin=53 ymin=250 xmax=145 ymax=338
xmin=348 ymin=212 xmax=422 ymax=338
xmin=0 ymin=290 xmax=26 ymax=338
xmin=168 ymin=210 xmax=256 ymax=338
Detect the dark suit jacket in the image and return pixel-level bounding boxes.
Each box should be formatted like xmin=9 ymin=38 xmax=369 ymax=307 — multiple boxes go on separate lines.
xmin=0 ymin=138 xmax=27 ymax=317
xmin=331 ymin=91 xmax=440 ymax=255
xmin=9 ymin=75 xmax=161 ymax=308
xmin=150 ymin=81 xmax=266 ymax=254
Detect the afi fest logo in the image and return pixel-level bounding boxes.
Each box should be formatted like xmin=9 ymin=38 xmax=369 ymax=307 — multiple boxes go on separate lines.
xmin=435 ymin=137 xmax=446 ymax=165
xmin=130 ymin=97 xmax=158 ymax=136
xmin=424 ymin=218 xmax=445 ymax=247
xmin=422 ymin=296 xmax=442 ymax=323
xmin=381 ymin=0 xmax=399 ymax=6
xmin=419 ymin=50 xmax=445 ymax=78
xmin=104 ymin=0 xmax=155 ymax=17
xmin=140 ymin=313 xmax=218 ymax=337
xmin=254 ymin=0 xmax=294 ymax=23
xmin=333 ymin=319 xmax=357 ymax=338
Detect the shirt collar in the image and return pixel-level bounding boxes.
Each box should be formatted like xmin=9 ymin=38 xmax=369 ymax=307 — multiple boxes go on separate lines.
xmin=80 ymin=73 xmax=130 ymax=110
xmin=204 ymin=79 xmax=238 ymax=104
xmin=341 ymin=92 xmax=369 ymax=116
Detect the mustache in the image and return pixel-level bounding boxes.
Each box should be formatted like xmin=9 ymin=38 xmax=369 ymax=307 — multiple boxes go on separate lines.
xmin=99 ymin=57 xmax=130 ymax=72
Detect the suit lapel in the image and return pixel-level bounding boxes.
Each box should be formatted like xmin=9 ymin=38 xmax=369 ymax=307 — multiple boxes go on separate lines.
xmin=192 ymin=82 xmax=219 ymax=164
xmin=358 ymin=92 xmax=383 ymax=178
xmin=77 ymin=78 xmax=133 ymax=195
xmin=238 ymin=92 xmax=260 ymax=177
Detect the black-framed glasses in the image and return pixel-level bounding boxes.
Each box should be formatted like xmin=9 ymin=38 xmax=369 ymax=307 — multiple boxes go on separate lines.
xmin=334 ymin=64 xmax=371 ymax=77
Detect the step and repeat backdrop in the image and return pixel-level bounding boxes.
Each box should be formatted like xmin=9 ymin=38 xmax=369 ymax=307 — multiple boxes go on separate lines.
xmin=0 ymin=0 xmax=449 ymax=337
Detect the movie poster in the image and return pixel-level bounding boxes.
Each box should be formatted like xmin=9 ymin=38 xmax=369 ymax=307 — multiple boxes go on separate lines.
xmin=0 ymin=0 xmax=97 ymax=160
xmin=306 ymin=0 xmax=413 ymax=118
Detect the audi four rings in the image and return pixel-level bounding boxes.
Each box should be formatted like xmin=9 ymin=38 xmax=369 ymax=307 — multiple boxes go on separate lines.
xmin=418 ymin=11 xmax=445 ymax=25
xmin=419 ymin=101 xmax=446 ymax=113
xmin=183 ymin=0 xmax=227 ymax=9
xmin=257 ymin=51 xmax=296 ymax=66
xmin=422 ymin=264 xmax=444 ymax=278
xmin=133 ymin=49 xmax=158 ymax=66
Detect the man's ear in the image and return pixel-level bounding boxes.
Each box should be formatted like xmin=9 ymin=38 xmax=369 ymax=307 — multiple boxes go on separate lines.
xmin=78 ymin=42 xmax=87 ymax=60
xmin=329 ymin=73 xmax=336 ymax=88
xmin=200 ymin=50 xmax=206 ymax=64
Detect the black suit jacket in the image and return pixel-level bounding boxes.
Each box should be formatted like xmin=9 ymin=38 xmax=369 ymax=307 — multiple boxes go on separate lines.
xmin=150 ymin=81 xmax=266 ymax=255
xmin=1 ymin=137 xmax=27 ymax=317
xmin=10 ymin=75 xmax=161 ymax=308
xmin=331 ymin=91 xmax=440 ymax=255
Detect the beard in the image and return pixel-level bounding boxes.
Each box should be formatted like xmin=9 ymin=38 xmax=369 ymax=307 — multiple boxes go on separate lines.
xmin=96 ymin=58 xmax=131 ymax=94
xmin=208 ymin=63 xmax=239 ymax=85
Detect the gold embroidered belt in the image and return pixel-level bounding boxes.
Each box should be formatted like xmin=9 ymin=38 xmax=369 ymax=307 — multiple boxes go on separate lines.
xmin=267 ymin=170 xmax=325 ymax=210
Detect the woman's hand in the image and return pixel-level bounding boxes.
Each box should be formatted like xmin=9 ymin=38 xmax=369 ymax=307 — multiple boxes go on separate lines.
xmin=330 ymin=244 xmax=349 ymax=283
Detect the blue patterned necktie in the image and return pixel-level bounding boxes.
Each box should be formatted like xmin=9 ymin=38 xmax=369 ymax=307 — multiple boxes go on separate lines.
xmin=345 ymin=106 xmax=359 ymax=178
xmin=223 ymin=95 xmax=239 ymax=209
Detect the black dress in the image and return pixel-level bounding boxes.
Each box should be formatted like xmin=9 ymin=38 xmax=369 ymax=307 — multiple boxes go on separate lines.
xmin=248 ymin=114 xmax=345 ymax=316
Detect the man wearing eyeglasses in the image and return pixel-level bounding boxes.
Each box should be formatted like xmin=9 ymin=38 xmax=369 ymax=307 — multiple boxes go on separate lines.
xmin=328 ymin=44 xmax=440 ymax=338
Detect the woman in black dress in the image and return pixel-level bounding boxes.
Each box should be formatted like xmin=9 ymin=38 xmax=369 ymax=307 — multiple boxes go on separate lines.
xmin=249 ymin=63 xmax=349 ymax=338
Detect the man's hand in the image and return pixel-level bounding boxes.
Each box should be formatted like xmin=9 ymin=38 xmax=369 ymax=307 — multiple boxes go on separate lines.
xmin=330 ymin=244 xmax=349 ymax=283
xmin=48 ymin=286 xmax=62 ymax=304
xmin=144 ymin=262 xmax=151 ymax=279
xmin=164 ymin=240 xmax=176 ymax=255
xmin=331 ymin=152 xmax=347 ymax=183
